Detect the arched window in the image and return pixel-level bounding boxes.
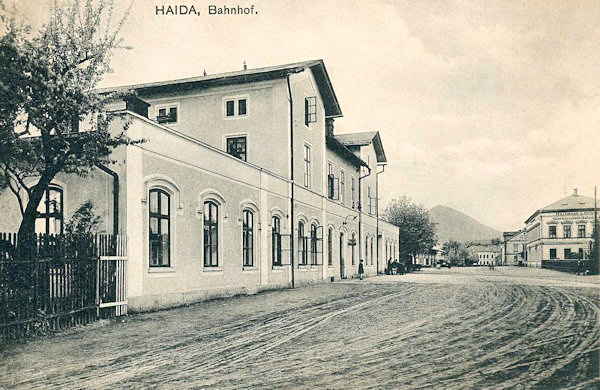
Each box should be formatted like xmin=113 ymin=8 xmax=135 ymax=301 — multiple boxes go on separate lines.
xmin=351 ymin=233 xmax=356 ymax=265
xmin=310 ymin=223 xmax=318 ymax=265
xmin=36 ymin=186 xmax=64 ymax=235
xmin=370 ymin=237 xmax=374 ymax=265
xmin=204 ymin=201 xmax=219 ymax=267
xmin=149 ymin=188 xmax=170 ymax=267
xmin=242 ymin=210 xmax=254 ymax=267
xmin=385 ymin=241 xmax=388 ymax=261
xmin=340 ymin=232 xmax=345 ymax=265
xmin=327 ymin=228 xmax=333 ymax=266
xmin=272 ymin=216 xmax=282 ymax=266
xmin=365 ymin=237 xmax=368 ymax=264
xmin=298 ymin=221 xmax=307 ymax=266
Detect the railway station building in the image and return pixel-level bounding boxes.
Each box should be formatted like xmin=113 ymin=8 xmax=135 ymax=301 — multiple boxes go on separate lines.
xmin=0 ymin=60 xmax=400 ymax=311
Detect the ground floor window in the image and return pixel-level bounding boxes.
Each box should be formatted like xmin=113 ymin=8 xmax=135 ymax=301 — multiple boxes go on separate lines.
xmin=327 ymin=228 xmax=333 ymax=266
xmin=36 ymin=186 xmax=64 ymax=235
xmin=272 ymin=216 xmax=282 ymax=266
xmin=149 ymin=188 xmax=170 ymax=267
xmin=298 ymin=221 xmax=308 ymax=266
xmin=204 ymin=201 xmax=219 ymax=267
xmin=310 ymin=223 xmax=318 ymax=265
xmin=242 ymin=210 xmax=254 ymax=267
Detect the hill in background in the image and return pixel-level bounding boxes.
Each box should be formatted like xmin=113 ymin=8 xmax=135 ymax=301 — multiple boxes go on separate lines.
xmin=428 ymin=205 xmax=502 ymax=244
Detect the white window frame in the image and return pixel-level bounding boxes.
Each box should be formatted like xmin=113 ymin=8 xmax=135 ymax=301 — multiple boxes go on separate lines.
xmin=223 ymin=132 xmax=249 ymax=162
xmin=223 ymin=95 xmax=249 ymax=119
xmin=154 ymin=102 xmax=180 ymax=126
xmin=351 ymin=176 xmax=356 ymax=209
xmin=143 ymin=174 xmax=183 ymax=273
xmin=303 ymin=142 xmax=312 ymax=188
xmin=198 ymin=189 xmax=226 ymax=273
xmin=340 ymin=169 xmax=345 ymax=205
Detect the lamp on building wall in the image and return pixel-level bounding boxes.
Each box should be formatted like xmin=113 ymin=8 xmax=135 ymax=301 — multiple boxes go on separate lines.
xmin=342 ymin=214 xmax=357 ymax=227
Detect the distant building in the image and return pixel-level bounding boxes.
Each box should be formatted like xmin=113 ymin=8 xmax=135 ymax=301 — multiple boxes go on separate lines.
xmin=414 ymin=245 xmax=445 ymax=266
xmin=523 ymin=189 xmax=597 ymax=268
xmin=501 ymin=230 xmax=526 ymax=266
xmin=471 ymin=245 xmax=501 ymax=265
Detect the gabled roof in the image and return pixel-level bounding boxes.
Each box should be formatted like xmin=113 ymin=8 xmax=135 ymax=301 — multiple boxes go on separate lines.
xmin=525 ymin=193 xmax=596 ymax=223
xmin=334 ymin=131 xmax=387 ymax=163
xmin=326 ymin=136 xmax=368 ymax=168
xmin=97 ymin=59 xmax=342 ymax=117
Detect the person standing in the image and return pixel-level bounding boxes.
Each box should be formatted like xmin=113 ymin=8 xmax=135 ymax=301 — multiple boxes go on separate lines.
xmin=358 ymin=259 xmax=365 ymax=280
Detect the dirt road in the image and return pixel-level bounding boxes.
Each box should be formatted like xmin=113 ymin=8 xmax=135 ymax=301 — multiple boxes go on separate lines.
xmin=1 ymin=267 xmax=598 ymax=389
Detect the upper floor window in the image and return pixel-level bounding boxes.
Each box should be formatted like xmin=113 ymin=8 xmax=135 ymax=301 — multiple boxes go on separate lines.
xmin=226 ymin=136 xmax=247 ymax=161
xmin=578 ymin=225 xmax=586 ymax=238
xmin=327 ymin=162 xmax=334 ymax=199
xmin=340 ymin=170 xmax=345 ymax=205
xmin=156 ymin=104 xmax=178 ymax=125
xmin=149 ymin=189 xmax=170 ymax=267
xmin=564 ymin=225 xmax=571 ymax=238
xmin=242 ymin=210 xmax=254 ymax=267
xmin=327 ymin=227 xmax=333 ymax=266
xmin=351 ymin=177 xmax=356 ymax=209
xmin=303 ymin=144 xmax=311 ymax=188
xmin=305 ymin=96 xmax=317 ymax=126
xmin=272 ymin=216 xmax=282 ymax=266
xmin=225 ymin=97 xmax=248 ymax=118
xmin=298 ymin=221 xmax=308 ymax=266
xmin=36 ymin=186 xmax=63 ymax=235
xmin=204 ymin=201 xmax=219 ymax=267
xmin=549 ymin=225 xmax=557 ymax=238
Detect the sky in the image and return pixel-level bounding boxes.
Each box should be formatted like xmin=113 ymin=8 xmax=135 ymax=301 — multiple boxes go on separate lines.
xmin=6 ymin=0 xmax=600 ymax=231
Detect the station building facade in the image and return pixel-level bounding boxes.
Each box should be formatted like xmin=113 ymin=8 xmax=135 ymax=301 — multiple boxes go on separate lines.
xmin=0 ymin=60 xmax=400 ymax=311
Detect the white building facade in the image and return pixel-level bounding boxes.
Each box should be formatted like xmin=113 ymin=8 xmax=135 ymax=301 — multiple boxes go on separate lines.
xmin=0 ymin=60 xmax=400 ymax=311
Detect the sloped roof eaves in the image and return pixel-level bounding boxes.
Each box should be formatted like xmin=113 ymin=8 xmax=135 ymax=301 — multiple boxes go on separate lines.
xmin=335 ymin=131 xmax=387 ymax=163
xmin=326 ymin=136 xmax=368 ymax=168
xmin=96 ymin=59 xmax=343 ymax=117
xmin=334 ymin=132 xmax=378 ymax=146
xmin=372 ymin=132 xmax=387 ymax=163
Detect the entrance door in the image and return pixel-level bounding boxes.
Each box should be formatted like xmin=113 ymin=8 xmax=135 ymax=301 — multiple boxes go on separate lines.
xmin=339 ymin=233 xmax=345 ymax=279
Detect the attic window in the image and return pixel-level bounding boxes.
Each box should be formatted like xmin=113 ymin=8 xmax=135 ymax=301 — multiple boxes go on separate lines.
xmin=225 ymin=97 xmax=248 ymax=118
xmin=156 ymin=104 xmax=178 ymax=125
xmin=305 ymin=96 xmax=317 ymax=126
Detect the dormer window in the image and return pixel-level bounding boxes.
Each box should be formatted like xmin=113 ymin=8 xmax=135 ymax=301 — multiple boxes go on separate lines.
xmin=155 ymin=104 xmax=178 ymax=125
xmin=225 ymin=97 xmax=248 ymax=118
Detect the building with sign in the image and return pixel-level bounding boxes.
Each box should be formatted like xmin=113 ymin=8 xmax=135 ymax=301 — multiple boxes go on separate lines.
xmin=522 ymin=189 xmax=596 ymax=268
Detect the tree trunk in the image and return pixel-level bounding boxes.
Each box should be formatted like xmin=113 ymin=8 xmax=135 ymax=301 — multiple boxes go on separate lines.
xmin=17 ymin=175 xmax=54 ymax=258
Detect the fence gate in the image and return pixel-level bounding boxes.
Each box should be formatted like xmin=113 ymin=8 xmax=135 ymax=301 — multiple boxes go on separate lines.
xmin=96 ymin=235 xmax=128 ymax=317
xmin=0 ymin=233 xmax=128 ymax=342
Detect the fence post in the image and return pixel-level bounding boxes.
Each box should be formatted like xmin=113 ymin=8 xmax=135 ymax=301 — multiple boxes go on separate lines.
xmin=96 ymin=253 xmax=100 ymax=320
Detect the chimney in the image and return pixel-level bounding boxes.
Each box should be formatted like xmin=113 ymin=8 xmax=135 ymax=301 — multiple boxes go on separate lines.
xmin=574 ymin=188 xmax=578 ymax=196
xmin=326 ymin=118 xmax=334 ymax=138
xmin=243 ymin=60 xmax=247 ymax=70
xmin=124 ymin=96 xmax=151 ymax=118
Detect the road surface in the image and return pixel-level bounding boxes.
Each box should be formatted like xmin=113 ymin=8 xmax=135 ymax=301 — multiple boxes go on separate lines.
xmin=1 ymin=267 xmax=598 ymax=389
